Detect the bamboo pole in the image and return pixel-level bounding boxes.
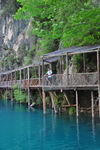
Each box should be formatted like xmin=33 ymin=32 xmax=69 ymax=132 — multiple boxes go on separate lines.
xmin=91 ymin=91 xmax=94 ymax=118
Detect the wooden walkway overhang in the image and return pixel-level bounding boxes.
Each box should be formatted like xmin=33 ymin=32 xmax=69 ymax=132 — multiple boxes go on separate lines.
xmin=42 ymin=45 xmax=100 ymax=91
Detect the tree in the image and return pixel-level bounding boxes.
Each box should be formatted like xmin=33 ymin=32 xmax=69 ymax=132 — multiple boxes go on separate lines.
xmin=14 ymin=0 xmax=100 ymax=52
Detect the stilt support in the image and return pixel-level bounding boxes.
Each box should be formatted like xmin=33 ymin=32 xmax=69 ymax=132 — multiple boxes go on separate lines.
xmin=42 ymin=90 xmax=46 ymax=115
xmin=11 ymin=89 xmax=13 ymax=101
xmin=91 ymin=91 xmax=94 ymax=118
xmin=76 ymin=90 xmax=79 ymax=117
xmin=28 ymin=87 xmax=30 ymax=106
xmin=98 ymin=89 xmax=100 ymax=117
xmin=49 ymin=92 xmax=57 ymax=113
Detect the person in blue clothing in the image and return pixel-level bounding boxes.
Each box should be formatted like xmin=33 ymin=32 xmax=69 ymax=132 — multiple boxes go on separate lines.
xmin=46 ymin=67 xmax=52 ymax=84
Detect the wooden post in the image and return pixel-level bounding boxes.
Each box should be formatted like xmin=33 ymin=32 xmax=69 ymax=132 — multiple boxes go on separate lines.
xmin=59 ymin=56 xmax=62 ymax=74
xmin=42 ymin=57 xmax=44 ymax=77
xmin=49 ymin=92 xmax=57 ymax=113
xmin=49 ymin=63 xmax=52 ymax=70
xmin=66 ymin=53 xmax=69 ymax=85
xmin=20 ymin=70 xmax=22 ymax=83
xmin=27 ymin=67 xmax=30 ymax=106
xmin=24 ymin=69 xmax=25 ymax=79
xmin=97 ymin=50 xmax=100 ymax=117
xmin=11 ymin=72 xmax=13 ymax=101
xmin=91 ymin=91 xmax=94 ymax=118
xmin=38 ymin=65 xmax=41 ymax=85
xmin=76 ymin=90 xmax=79 ymax=117
xmin=15 ymin=71 xmax=16 ymax=82
xmin=42 ymin=90 xmax=46 ymax=115
xmin=20 ymin=70 xmax=22 ymax=103
xmin=11 ymin=89 xmax=13 ymax=101
xmin=83 ymin=53 xmax=86 ymax=72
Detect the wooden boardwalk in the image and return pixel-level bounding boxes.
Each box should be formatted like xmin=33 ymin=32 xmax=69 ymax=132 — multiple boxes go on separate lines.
xmin=0 ymin=45 xmax=100 ymax=117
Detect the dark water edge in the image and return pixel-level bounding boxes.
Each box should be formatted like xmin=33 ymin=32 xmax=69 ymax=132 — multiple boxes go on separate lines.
xmin=0 ymin=100 xmax=100 ymax=150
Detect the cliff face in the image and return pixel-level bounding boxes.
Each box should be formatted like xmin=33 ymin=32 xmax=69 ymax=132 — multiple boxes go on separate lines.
xmin=0 ymin=0 xmax=36 ymax=71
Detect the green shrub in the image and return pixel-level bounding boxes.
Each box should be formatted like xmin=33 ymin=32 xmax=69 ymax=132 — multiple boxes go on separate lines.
xmin=2 ymin=91 xmax=10 ymax=100
xmin=69 ymin=107 xmax=76 ymax=115
xmin=13 ymin=84 xmax=28 ymax=103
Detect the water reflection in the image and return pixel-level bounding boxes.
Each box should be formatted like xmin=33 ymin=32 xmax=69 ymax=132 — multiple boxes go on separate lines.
xmin=92 ymin=118 xmax=96 ymax=143
xmin=0 ymin=100 xmax=100 ymax=150
xmin=76 ymin=117 xmax=80 ymax=146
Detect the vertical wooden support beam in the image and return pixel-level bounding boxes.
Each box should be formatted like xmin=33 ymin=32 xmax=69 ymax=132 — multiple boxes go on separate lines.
xmin=83 ymin=53 xmax=86 ymax=72
xmin=42 ymin=90 xmax=46 ymax=115
xmin=38 ymin=65 xmax=41 ymax=85
xmin=76 ymin=90 xmax=79 ymax=117
xmin=11 ymin=72 xmax=13 ymax=101
xmin=27 ymin=67 xmax=30 ymax=106
xmin=11 ymin=89 xmax=13 ymax=101
xmin=42 ymin=57 xmax=44 ymax=86
xmin=15 ymin=71 xmax=16 ymax=81
xmin=20 ymin=70 xmax=22 ymax=103
xmin=91 ymin=91 xmax=94 ymax=118
xmin=49 ymin=63 xmax=52 ymax=70
xmin=66 ymin=53 xmax=69 ymax=85
xmin=24 ymin=69 xmax=25 ymax=79
xmin=49 ymin=92 xmax=57 ymax=113
xmin=42 ymin=57 xmax=44 ymax=77
xmin=97 ymin=50 xmax=100 ymax=117
xmin=59 ymin=56 xmax=62 ymax=74
xmin=20 ymin=70 xmax=22 ymax=82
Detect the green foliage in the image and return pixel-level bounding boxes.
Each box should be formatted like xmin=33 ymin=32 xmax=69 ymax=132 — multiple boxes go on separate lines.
xmin=14 ymin=0 xmax=100 ymax=50
xmin=55 ymin=99 xmax=59 ymax=106
xmin=73 ymin=54 xmax=83 ymax=72
xmin=2 ymin=91 xmax=10 ymax=100
xmin=38 ymin=38 xmax=54 ymax=56
xmin=13 ymin=84 xmax=28 ymax=103
xmin=69 ymin=107 xmax=76 ymax=115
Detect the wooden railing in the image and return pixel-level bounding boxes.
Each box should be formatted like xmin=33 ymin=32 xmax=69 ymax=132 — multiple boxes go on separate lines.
xmin=43 ymin=72 xmax=98 ymax=87
xmin=0 ymin=78 xmax=42 ymax=88
xmin=0 ymin=73 xmax=98 ymax=88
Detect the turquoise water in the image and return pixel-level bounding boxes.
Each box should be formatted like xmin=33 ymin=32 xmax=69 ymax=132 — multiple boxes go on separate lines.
xmin=0 ymin=100 xmax=100 ymax=150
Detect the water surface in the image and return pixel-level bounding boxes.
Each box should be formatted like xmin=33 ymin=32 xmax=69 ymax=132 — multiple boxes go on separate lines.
xmin=0 ymin=100 xmax=100 ymax=150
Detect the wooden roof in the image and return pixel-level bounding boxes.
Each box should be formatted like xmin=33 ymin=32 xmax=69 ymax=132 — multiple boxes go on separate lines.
xmin=43 ymin=45 xmax=100 ymax=59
